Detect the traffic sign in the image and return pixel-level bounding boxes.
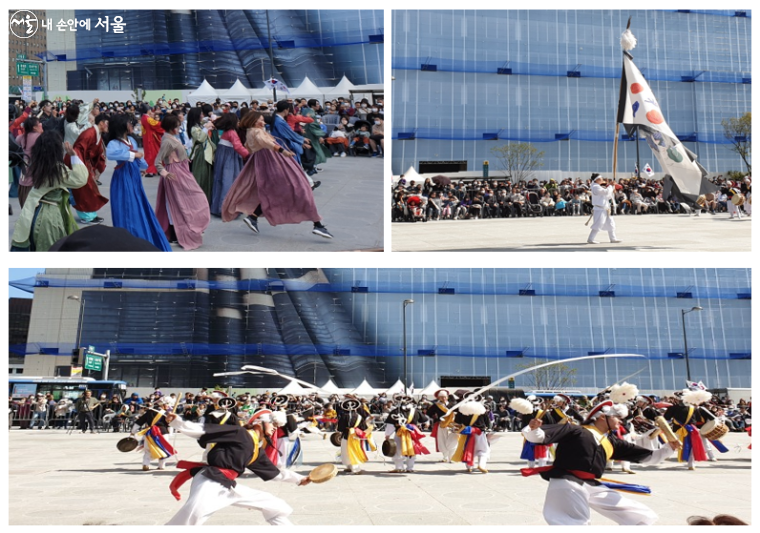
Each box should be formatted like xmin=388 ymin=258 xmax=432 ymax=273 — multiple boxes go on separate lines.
xmin=84 ymin=354 xmax=102 ymax=372
xmin=88 ymin=345 xmax=95 ymax=354
xmin=17 ymin=53 xmax=27 ymax=59
xmin=16 ymin=62 xmax=40 ymax=77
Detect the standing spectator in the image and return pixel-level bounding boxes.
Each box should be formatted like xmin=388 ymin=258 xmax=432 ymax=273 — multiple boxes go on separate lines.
xmin=75 ymin=390 xmax=100 ymax=433
xmin=369 ymin=116 xmax=384 ymax=157
xmin=29 ymin=394 xmax=48 ymax=429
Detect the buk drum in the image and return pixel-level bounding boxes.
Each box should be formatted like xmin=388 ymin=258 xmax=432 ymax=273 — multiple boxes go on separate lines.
xmin=699 ymin=419 xmax=728 ymax=440
xmin=731 ymin=194 xmax=745 ymax=206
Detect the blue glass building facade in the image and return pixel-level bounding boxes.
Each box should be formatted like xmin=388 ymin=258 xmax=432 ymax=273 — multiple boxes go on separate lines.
xmin=325 ymin=268 xmax=751 ymax=392
xmin=13 ymin=268 xmax=750 ymax=392
xmin=51 ymin=10 xmax=383 ymax=90
xmin=392 ymin=10 xmax=751 ymax=176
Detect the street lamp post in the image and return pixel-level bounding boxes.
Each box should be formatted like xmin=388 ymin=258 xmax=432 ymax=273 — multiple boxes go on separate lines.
xmin=681 ymin=306 xmax=703 ymax=382
xmin=402 ymin=299 xmax=414 ymax=394
xmin=67 ymin=295 xmax=85 ymax=371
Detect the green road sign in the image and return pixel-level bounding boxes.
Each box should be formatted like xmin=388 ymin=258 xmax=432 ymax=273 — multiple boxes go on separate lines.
xmin=16 ymin=62 xmax=40 ymax=77
xmin=84 ymin=354 xmax=102 ymax=372
xmin=17 ymin=53 xmax=27 ymax=60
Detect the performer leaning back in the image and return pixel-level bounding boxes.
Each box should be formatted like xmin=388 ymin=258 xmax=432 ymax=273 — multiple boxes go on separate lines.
xmin=521 ymin=400 xmax=678 ymax=525
xmin=587 ymin=174 xmax=622 ymax=244
xmin=164 ymin=408 xmax=310 ymax=525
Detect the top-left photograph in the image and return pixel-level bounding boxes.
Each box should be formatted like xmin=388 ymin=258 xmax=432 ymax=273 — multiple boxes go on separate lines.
xmin=9 ymin=9 xmax=385 ymax=252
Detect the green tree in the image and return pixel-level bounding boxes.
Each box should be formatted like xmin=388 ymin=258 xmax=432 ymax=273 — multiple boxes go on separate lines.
xmin=514 ymin=358 xmax=578 ymax=390
xmin=721 ymin=112 xmax=751 ymax=173
xmin=490 ymin=142 xmax=545 ymax=182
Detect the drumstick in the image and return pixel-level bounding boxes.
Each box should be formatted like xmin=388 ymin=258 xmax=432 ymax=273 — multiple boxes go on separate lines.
xmin=584 ymin=214 xmax=593 ymax=226
xmin=172 ymin=394 xmax=182 ymax=414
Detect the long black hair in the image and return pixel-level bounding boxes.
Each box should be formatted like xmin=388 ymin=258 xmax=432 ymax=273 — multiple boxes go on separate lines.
xmin=65 ymin=104 xmax=80 ymax=124
xmin=214 ymin=112 xmax=238 ymax=133
xmin=186 ymin=107 xmax=204 ymax=132
xmin=23 ymin=116 xmax=40 ymax=144
xmin=27 ymin=130 xmax=65 ymax=189
xmin=107 ymin=114 xmax=131 ymax=144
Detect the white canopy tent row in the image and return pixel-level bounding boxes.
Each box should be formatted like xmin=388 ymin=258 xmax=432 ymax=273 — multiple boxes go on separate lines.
xmin=183 ymin=76 xmax=379 ymax=105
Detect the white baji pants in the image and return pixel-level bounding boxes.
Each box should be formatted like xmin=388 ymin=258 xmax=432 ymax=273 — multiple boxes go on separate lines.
xmin=588 ymin=206 xmax=617 ymax=242
xmin=165 ymin=472 xmax=294 ymax=526
xmin=436 ymin=426 xmax=459 ymax=462
xmin=543 ymin=478 xmax=657 ymax=525
xmin=391 ymin=435 xmax=416 ymax=471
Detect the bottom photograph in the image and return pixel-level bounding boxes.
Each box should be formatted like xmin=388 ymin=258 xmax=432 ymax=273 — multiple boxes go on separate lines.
xmin=8 ymin=267 xmax=752 ymax=526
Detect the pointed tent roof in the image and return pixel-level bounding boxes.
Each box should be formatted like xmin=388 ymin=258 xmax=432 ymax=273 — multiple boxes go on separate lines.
xmin=324 ymin=75 xmax=355 ymax=97
xmin=384 ymin=379 xmax=406 ymax=396
xmin=399 ymin=165 xmax=421 ymax=184
xmin=278 ymin=380 xmax=308 ymax=395
xmin=350 ymin=379 xmax=378 ymax=398
xmin=291 ymin=76 xmax=324 ymax=99
xmin=320 ymin=379 xmax=342 ymax=394
xmin=221 ymin=79 xmax=252 ymax=101
xmin=187 ymin=79 xmax=219 ymax=105
xmin=415 ymin=380 xmax=441 ymax=398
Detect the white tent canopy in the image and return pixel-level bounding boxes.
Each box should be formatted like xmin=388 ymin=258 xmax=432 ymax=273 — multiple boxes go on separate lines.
xmin=277 ymin=380 xmax=308 ymax=396
xmin=350 ymin=379 xmax=378 ymax=398
xmin=220 ymin=79 xmax=252 ymax=102
xmin=323 ymin=75 xmax=355 ymax=97
xmin=186 ymin=79 xmax=219 ymax=105
xmin=291 ymin=76 xmax=324 ymax=100
xmin=384 ymin=379 xmax=406 ymax=396
xmin=415 ymin=380 xmax=441 ymax=398
xmin=319 ymin=379 xmax=342 ymax=395
xmin=394 ymin=165 xmax=421 ymax=185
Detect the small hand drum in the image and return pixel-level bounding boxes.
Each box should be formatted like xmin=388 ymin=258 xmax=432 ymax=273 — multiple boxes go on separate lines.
xmin=117 ymin=436 xmax=139 ymax=453
xmin=308 ymin=463 xmax=338 ymax=484
xmin=329 ymin=432 xmax=342 ymax=447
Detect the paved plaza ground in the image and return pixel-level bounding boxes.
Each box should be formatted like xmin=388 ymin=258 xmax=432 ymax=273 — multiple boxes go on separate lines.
xmin=8 ymin=428 xmax=751 ymax=525
xmin=391 ymin=213 xmax=751 ymax=252
xmin=9 ymin=155 xmax=384 ymax=252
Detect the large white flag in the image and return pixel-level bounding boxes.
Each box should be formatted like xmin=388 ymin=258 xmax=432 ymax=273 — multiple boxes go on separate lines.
xmin=616 ymin=34 xmax=716 ymax=204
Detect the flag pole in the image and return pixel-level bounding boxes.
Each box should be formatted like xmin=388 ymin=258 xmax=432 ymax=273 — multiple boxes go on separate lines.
xmin=613 ymin=17 xmax=631 ymax=182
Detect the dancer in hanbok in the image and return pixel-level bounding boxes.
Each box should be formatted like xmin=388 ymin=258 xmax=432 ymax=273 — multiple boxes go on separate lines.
xmin=11 ymin=132 xmax=87 ymax=251
xmin=221 ymin=112 xmax=333 ymax=239
xmin=153 ymin=114 xmax=210 ymax=250
xmin=186 ymin=107 xmax=216 ymax=204
xmin=140 ymin=105 xmax=165 ymax=176
xmin=210 ymin=112 xmax=248 ymax=216
xmin=106 ymin=115 xmax=171 ymax=251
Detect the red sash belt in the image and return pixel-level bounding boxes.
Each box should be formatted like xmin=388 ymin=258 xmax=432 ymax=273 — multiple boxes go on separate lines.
xmin=169 ymin=460 xmax=238 ymax=501
xmin=521 ymin=465 xmax=596 ymax=481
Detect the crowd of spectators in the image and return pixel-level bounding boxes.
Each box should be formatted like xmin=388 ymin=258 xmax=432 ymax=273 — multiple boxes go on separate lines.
xmin=392 ymin=174 xmax=751 ymax=223
xmin=9 ymin=94 xmax=383 ymax=165
xmin=11 ymin=386 xmax=750 ymax=439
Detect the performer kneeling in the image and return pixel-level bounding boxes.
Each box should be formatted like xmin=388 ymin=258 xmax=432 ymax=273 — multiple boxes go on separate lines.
xmin=522 ymin=400 xmax=678 ymax=525
xmin=164 ymin=409 xmax=310 ymax=526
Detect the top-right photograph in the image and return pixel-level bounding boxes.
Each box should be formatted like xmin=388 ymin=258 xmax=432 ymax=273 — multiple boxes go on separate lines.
xmin=391 ymin=10 xmax=751 ymax=252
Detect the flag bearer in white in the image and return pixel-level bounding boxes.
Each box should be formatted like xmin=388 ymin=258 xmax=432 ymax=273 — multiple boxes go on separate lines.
xmin=587 ymin=174 xmax=622 ymax=244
